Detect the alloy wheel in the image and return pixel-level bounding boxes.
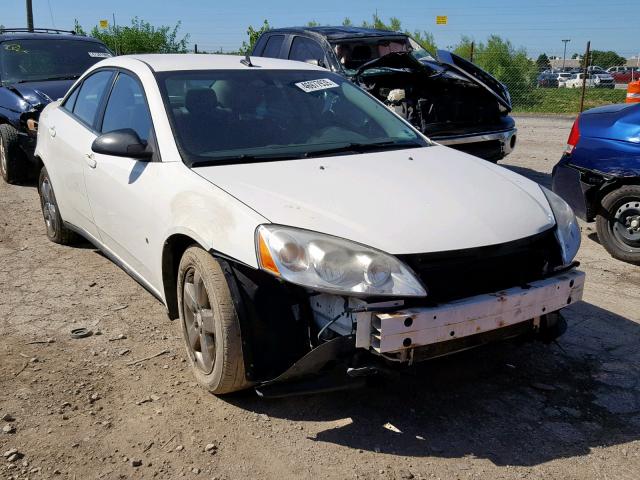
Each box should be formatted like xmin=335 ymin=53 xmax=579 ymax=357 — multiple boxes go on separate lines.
xmin=182 ymin=267 xmax=217 ymax=374
xmin=40 ymin=177 xmax=59 ymax=238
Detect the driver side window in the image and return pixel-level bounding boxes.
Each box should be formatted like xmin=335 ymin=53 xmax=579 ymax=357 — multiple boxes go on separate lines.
xmin=100 ymin=72 xmax=152 ymax=142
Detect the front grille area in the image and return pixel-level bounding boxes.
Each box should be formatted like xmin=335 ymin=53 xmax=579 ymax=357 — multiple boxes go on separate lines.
xmin=450 ymin=140 xmax=504 ymax=161
xmin=397 ymin=229 xmax=563 ymax=304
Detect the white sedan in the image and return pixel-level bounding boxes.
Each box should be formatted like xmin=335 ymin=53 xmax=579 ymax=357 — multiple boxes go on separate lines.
xmin=35 ymin=54 xmax=585 ymax=396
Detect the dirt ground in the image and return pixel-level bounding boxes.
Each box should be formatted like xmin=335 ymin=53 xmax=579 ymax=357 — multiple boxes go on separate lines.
xmin=1 ymin=115 xmax=639 ymax=480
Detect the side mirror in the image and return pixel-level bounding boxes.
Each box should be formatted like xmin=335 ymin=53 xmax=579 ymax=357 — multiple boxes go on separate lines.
xmin=91 ymin=129 xmax=153 ymax=160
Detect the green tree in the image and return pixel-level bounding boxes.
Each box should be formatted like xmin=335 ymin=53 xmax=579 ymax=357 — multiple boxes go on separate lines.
xmin=410 ymin=30 xmax=437 ymax=54
xmin=342 ymin=18 xmax=353 ymax=26
xmin=73 ymin=19 xmax=86 ymax=36
xmin=307 ymin=20 xmax=320 ymax=27
xmin=452 ymin=35 xmax=474 ymax=59
xmin=589 ymin=50 xmax=626 ymax=69
xmin=456 ymin=35 xmax=537 ymax=105
xmin=90 ymin=17 xmax=189 ymax=54
xmin=536 ymin=53 xmax=551 ymax=71
xmin=240 ymin=20 xmax=270 ymax=54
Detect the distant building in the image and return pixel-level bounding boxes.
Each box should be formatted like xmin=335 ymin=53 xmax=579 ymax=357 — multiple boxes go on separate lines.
xmin=549 ymin=58 xmax=581 ymax=70
xmin=626 ymin=57 xmax=640 ymax=67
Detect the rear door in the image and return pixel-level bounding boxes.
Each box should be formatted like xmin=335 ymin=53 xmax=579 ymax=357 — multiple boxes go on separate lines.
xmin=43 ymin=69 xmax=115 ymax=239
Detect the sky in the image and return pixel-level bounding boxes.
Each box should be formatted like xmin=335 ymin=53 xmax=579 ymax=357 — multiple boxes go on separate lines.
xmin=2 ymin=0 xmax=639 ymax=59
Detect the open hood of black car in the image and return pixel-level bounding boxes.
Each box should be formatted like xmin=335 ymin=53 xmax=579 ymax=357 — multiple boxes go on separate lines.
xmin=7 ymin=79 xmax=74 ymax=108
xmin=354 ymin=50 xmax=512 ymax=113
xmin=435 ymin=50 xmax=512 ymax=112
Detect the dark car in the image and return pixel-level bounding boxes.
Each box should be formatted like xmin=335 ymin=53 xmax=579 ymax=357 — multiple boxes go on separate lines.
xmin=0 ymin=28 xmax=112 ymax=183
xmin=252 ymin=27 xmax=516 ymax=162
xmin=537 ymin=72 xmax=559 ymax=88
xmin=552 ymin=103 xmax=640 ymax=264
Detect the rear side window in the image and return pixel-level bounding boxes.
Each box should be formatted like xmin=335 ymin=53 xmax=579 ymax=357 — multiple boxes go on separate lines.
xmin=62 ymin=87 xmax=80 ymax=112
xmin=101 ymin=72 xmax=152 ymax=142
xmin=289 ymin=37 xmax=325 ymax=64
xmin=72 ymin=70 xmax=113 ymax=127
xmin=262 ymin=35 xmax=284 ymax=58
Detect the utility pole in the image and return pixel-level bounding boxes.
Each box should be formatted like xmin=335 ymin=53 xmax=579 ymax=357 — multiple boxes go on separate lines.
xmin=26 ymin=0 xmax=34 ymax=32
xmin=562 ymin=39 xmax=570 ymax=70
xmin=580 ymin=41 xmax=590 ymax=113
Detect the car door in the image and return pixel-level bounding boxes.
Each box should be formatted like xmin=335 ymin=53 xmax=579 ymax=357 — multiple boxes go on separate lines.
xmin=44 ymin=69 xmax=115 ymax=239
xmin=82 ymin=70 xmax=158 ymax=284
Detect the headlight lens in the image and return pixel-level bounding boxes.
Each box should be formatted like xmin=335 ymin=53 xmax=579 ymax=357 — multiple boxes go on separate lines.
xmin=541 ymin=186 xmax=581 ymax=265
xmin=256 ymin=225 xmax=427 ymax=297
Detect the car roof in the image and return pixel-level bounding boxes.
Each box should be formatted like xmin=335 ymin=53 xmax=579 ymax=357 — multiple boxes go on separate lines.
xmin=267 ymin=26 xmax=407 ymax=41
xmin=0 ymin=31 xmax=102 ymax=43
xmin=101 ymin=54 xmax=328 ymax=72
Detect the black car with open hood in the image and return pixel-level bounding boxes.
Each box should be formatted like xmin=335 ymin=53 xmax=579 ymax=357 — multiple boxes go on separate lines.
xmin=0 ymin=28 xmax=112 ymax=183
xmin=252 ymin=26 xmax=517 ymax=162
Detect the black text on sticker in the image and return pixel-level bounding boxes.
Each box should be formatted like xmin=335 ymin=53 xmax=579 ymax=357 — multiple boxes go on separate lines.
xmin=295 ymin=78 xmax=339 ymax=93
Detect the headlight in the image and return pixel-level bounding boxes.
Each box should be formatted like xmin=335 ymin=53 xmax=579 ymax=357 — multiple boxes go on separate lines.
xmin=541 ymin=186 xmax=581 ymax=265
xmin=256 ymin=225 xmax=427 ymax=297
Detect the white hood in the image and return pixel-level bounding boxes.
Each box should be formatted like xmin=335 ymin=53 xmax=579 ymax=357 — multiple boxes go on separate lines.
xmin=195 ymin=146 xmax=555 ymax=254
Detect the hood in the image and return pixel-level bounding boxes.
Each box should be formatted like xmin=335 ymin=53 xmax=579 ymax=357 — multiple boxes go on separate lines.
xmin=195 ymin=146 xmax=555 ymax=255
xmin=7 ymin=79 xmax=74 ymax=108
xmin=354 ymin=51 xmax=512 ymax=112
xmin=435 ymin=50 xmax=512 ymax=111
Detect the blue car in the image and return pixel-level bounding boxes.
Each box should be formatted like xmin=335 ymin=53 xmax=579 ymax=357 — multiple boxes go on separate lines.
xmin=552 ymin=103 xmax=640 ymax=264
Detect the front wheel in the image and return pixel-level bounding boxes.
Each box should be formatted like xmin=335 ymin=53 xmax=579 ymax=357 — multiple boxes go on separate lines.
xmin=177 ymin=246 xmax=251 ymax=394
xmin=596 ymin=185 xmax=640 ymax=264
xmin=0 ymin=124 xmax=27 ymax=184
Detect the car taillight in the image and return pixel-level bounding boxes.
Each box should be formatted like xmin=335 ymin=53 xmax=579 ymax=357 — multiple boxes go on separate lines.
xmin=565 ymin=116 xmax=580 ymax=154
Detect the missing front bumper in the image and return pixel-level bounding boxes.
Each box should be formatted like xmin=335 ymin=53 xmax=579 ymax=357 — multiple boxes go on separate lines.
xmin=356 ymin=269 xmax=584 ymax=355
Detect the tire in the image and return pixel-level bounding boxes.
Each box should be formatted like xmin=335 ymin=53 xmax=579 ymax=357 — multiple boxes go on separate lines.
xmin=596 ymin=185 xmax=640 ymax=265
xmin=0 ymin=124 xmax=27 ymax=184
xmin=177 ymin=246 xmax=251 ymax=394
xmin=38 ymin=167 xmax=76 ymax=245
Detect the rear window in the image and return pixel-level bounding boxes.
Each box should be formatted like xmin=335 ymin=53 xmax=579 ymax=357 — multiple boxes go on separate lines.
xmin=0 ymin=39 xmax=111 ymax=84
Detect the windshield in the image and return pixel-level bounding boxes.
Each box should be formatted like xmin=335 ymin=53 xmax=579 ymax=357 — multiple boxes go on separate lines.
xmin=330 ymin=36 xmax=434 ymax=75
xmin=0 ymin=39 xmax=112 ymax=84
xmin=157 ymin=70 xmax=428 ymax=166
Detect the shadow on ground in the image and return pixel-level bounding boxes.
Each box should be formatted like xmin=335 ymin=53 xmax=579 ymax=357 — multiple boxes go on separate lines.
xmin=503 ymin=164 xmax=552 ymax=188
xmin=226 ymin=301 xmax=640 ymax=466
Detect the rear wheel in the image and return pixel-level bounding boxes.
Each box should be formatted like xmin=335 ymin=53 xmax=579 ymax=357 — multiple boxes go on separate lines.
xmin=38 ymin=167 xmax=76 ymax=245
xmin=596 ymin=185 xmax=640 ymax=264
xmin=0 ymin=124 xmax=27 ymax=184
xmin=177 ymin=246 xmax=251 ymax=394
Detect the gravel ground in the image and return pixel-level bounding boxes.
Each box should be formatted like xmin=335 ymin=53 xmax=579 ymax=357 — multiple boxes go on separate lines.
xmin=1 ymin=115 xmax=639 ymax=480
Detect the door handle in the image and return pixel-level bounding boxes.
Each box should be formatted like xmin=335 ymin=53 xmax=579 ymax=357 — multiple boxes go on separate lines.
xmin=48 ymin=126 xmax=56 ymax=137
xmin=85 ymin=153 xmax=97 ymax=168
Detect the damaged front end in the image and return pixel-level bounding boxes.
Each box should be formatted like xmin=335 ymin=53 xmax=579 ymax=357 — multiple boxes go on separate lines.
xmin=220 ymin=227 xmax=584 ymax=398
xmin=351 ymin=51 xmax=516 ymax=161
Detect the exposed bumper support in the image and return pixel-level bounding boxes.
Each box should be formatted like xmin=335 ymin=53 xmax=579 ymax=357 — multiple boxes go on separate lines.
xmin=357 ymin=269 xmax=585 ymax=354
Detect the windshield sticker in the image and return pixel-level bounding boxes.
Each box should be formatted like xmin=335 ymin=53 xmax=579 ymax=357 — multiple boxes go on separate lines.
xmin=295 ymin=78 xmax=339 ymax=93
xmin=88 ymin=52 xmax=112 ymax=58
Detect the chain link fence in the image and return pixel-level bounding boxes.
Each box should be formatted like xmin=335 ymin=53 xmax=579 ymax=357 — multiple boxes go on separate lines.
xmin=466 ymin=42 xmax=637 ymax=115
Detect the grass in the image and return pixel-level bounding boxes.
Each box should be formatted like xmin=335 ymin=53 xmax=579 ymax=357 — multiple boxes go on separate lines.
xmin=511 ymin=87 xmax=627 ymax=114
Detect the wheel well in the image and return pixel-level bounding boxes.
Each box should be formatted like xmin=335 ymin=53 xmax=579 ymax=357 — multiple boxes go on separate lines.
xmin=591 ymin=177 xmax=640 ymax=218
xmin=161 ymin=234 xmax=199 ymax=319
